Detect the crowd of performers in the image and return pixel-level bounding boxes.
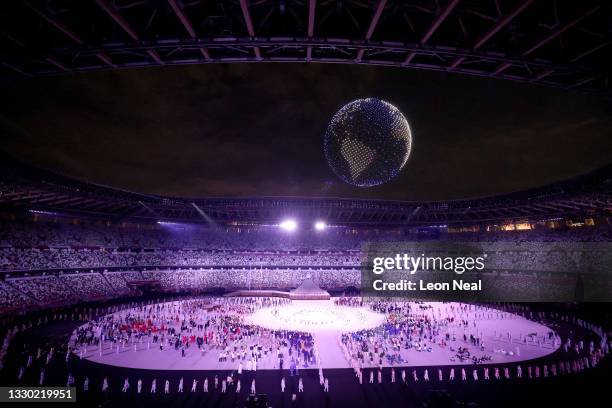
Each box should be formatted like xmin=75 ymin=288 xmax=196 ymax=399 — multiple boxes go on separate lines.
xmin=2 ymin=297 xmax=611 ymax=399
xmin=63 ymin=297 xmax=326 ymax=397
xmin=71 ymin=297 xmax=318 ymax=367
xmin=339 ymin=301 xmax=609 ymax=386
xmin=340 ymin=302 xmax=561 ymax=367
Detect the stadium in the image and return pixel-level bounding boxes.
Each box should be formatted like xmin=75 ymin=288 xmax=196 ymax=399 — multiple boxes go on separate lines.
xmin=1 ymin=0 xmax=611 ymax=407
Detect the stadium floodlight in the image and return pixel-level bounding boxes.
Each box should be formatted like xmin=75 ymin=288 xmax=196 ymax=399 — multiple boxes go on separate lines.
xmin=314 ymin=221 xmax=326 ymax=231
xmin=279 ymin=219 xmax=298 ymax=232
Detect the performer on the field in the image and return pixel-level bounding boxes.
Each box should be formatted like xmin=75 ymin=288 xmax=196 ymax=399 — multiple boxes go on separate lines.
xmin=137 ymin=379 xmax=142 ymax=394
xmin=164 ymin=379 xmax=170 ymax=394
xmin=151 ymin=378 xmax=157 ymax=393
xmin=324 ymin=378 xmax=329 ymax=392
xmin=178 ymin=377 xmax=184 ymax=392
xmin=298 ymin=377 xmax=304 ymax=392
xmin=281 ymin=377 xmax=285 ymax=392
xmin=191 ymin=379 xmax=198 ymax=392
xmin=250 ymin=379 xmax=256 ymax=394
xmin=122 ymin=378 xmax=130 ymax=392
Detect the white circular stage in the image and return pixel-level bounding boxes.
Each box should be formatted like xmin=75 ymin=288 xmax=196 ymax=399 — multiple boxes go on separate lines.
xmin=244 ymin=300 xmax=385 ymax=332
xmin=73 ymin=299 xmax=560 ymax=370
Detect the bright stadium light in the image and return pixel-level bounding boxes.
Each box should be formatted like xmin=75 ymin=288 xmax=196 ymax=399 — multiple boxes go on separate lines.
xmin=279 ymin=219 xmax=298 ymax=232
xmin=314 ymin=221 xmax=326 ymax=231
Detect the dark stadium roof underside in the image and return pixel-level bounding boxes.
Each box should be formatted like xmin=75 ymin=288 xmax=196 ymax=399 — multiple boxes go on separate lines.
xmin=0 ymin=0 xmax=610 ymax=95
xmin=1 ymin=154 xmax=611 ymax=226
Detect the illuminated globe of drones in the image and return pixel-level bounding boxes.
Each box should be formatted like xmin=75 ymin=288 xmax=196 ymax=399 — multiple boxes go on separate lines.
xmin=324 ymin=98 xmax=412 ymax=187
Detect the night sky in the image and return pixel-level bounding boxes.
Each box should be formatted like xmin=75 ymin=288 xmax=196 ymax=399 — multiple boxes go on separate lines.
xmin=1 ymin=63 xmax=611 ymax=201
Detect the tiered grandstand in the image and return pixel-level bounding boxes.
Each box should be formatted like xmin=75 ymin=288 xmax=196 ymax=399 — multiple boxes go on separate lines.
xmin=0 ymin=156 xmax=610 ymax=311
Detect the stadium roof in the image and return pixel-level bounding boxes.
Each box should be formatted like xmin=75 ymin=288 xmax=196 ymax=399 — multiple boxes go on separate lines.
xmin=0 ymin=0 xmax=610 ymax=94
xmin=1 ymin=153 xmax=611 ymax=226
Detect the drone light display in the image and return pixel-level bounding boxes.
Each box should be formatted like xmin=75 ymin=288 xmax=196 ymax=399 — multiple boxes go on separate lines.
xmin=324 ymin=98 xmax=412 ymax=187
